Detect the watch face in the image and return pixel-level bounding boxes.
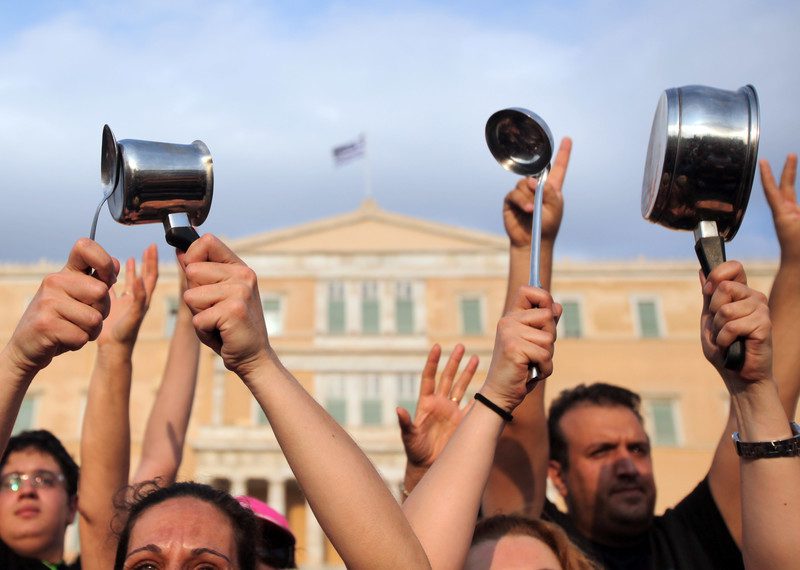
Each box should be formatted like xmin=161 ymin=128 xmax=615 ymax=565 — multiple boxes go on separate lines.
xmin=641 ymin=92 xmax=669 ymax=221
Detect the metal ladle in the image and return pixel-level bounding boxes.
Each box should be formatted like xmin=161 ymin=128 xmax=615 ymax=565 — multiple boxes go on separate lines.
xmin=486 ymin=108 xmax=554 ymax=382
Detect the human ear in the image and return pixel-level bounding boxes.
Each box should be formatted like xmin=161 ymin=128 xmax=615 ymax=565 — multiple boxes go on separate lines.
xmin=548 ymin=460 xmax=569 ymax=498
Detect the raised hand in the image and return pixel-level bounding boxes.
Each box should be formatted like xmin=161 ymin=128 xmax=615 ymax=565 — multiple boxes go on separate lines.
xmin=483 ymin=286 xmax=561 ymax=411
xmin=502 ymin=137 xmax=572 ymax=247
xmin=97 ymin=244 xmax=158 ymax=349
xmin=181 ymin=234 xmax=270 ymax=379
xmin=761 ymin=154 xmax=799 ymax=260
xmin=4 ymin=238 xmax=118 ymax=376
xmin=398 ymin=344 xmax=478 ymax=492
xmin=700 ymin=261 xmax=772 ymax=386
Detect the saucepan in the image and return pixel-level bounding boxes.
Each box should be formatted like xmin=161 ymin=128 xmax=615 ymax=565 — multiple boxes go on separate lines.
xmin=486 ymin=107 xmax=554 ymax=382
xmin=94 ymin=125 xmax=214 ymax=251
xmin=642 ymin=84 xmax=760 ymax=370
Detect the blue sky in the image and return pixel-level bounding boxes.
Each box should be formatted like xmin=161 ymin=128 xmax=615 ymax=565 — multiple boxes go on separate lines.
xmin=0 ymin=0 xmax=797 ymax=263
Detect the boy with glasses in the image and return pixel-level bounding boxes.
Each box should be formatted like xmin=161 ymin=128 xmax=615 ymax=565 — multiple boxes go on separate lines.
xmin=0 ymin=430 xmax=80 ymax=569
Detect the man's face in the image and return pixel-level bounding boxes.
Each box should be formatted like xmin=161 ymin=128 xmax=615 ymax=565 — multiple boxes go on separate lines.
xmin=0 ymin=448 xmax=76 ymax=561
xmin=549 ymin=404 xmax=656 ymax=546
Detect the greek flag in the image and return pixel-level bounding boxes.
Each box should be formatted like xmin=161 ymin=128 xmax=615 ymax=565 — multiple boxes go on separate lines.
xmin=332 ymin=135 xmax=366 ymax=166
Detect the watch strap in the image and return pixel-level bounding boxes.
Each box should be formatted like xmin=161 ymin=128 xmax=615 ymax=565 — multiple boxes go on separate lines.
xmin=733 ymin=422 xmax=800 ymax=458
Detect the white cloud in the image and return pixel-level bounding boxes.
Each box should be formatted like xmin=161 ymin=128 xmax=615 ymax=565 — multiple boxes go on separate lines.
xmin=0 ymin=0 xmax=796 ymax=262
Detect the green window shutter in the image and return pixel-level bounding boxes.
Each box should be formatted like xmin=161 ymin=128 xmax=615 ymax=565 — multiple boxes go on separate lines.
xmin=361 ymin=400 xmax=383 ymax=425
xmin=262 ymin=298 xmax=283 ymax=336
xmin=461 ymin=298 xmax=483 ymax=335
xmin=650 ymin=400 xmax=679 ymax=446
xmin=561 ymin=300 xmax=582 ymax=338
xmin=396 ymin=299 xmax=414 ymax=334
xmin=637 ymin=300 xmax=660 ymax=338
xmin=164 ymin=297 xmax=179 ymax=337
xmin=12 ymin=397 xmax=36 ymax=435
xmin=362 ymin=299 xmax=379 ymax=334
xmin=326 ymin=399 xmax=347 ymax=424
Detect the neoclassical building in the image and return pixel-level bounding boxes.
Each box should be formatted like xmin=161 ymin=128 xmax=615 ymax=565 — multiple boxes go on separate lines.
xmin=0 ymin=199 xmax=779 ymax=568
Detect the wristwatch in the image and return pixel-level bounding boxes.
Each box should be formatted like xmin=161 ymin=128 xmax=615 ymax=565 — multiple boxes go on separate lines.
xmin=733 ymin=422 xmax=800 ymax=458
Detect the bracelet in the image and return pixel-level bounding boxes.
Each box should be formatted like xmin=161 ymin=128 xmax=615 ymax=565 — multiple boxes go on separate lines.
xmin=474 ymin=393 xmax=513 ymax=422
xmin=732 ymin=422 xmax=800 ymax=458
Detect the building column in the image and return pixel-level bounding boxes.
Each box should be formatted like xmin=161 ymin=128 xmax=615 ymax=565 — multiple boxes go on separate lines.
xmin=267 ymin=478 xmax=286 ymax=516
xmin=305 ymin=503 xmax=324 ymax=565
xmin=230 ymin=475 xmax=247 ymax=498
xmin=212 ymin=356 xmax=226 ymax=426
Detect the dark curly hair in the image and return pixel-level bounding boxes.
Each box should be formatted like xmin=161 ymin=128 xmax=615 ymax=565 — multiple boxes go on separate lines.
xmin=548 ymin=383 xmax=644 ymax=470
xmin=113 ymin=481 xmax=260 ymax=570
xmin=0 ymin=430 xmax=79 ymax=497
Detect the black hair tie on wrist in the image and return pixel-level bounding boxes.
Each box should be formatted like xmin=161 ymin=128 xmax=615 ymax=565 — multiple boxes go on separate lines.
xmin=474 ymin=393 xmax=513 ymax=422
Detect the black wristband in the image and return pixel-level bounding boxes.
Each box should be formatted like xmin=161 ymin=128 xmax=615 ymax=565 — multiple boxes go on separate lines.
xmin=474 ymin=393 xmax=513 ymax=422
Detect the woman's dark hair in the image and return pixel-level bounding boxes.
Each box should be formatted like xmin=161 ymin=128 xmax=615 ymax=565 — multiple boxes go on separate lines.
xmin=471 ymin=514 xmax=600 ymax=570
xmin=114 ymin=481 xmax=260 ymax=570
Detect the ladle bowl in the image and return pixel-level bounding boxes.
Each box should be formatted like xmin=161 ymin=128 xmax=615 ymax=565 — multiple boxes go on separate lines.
xmin=486 ymin=108 xmax=554 ymax=177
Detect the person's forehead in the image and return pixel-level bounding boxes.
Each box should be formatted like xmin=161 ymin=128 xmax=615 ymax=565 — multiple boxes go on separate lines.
xmin=559 ymin=404 xmax=647 ymax=444
xmin=1 ymin=448 xmax=62 ymax=475
xmin=129 ymin=497 xmax=237 ymax=553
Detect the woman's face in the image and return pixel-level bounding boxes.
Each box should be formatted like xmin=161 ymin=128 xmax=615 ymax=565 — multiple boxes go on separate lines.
xmin=465 ymin=534 xmax=563 ymax=570
xmin=122 ymin=496 xmax=238 ymax=570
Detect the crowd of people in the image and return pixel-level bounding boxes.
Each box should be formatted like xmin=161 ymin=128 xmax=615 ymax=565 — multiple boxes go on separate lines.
xmin=0 ymin=140 xmax=797 ymax=569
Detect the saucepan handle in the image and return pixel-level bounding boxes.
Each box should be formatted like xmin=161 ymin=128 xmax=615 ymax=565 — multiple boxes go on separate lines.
xmin=694 ymin=235 xmax=745 ymax=371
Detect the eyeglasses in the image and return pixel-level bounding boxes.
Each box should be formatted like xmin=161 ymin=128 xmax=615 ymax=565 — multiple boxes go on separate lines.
xmin=0 ymin=470 xmax=66 ymax=493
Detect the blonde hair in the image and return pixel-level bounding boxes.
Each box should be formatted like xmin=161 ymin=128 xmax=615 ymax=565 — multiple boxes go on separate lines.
xmin=471 ymin=514 xmax=600 ymax=570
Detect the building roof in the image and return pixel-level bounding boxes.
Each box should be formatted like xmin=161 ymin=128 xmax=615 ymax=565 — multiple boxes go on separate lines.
xmin=228 ymin=198 xmax=508 ymax=255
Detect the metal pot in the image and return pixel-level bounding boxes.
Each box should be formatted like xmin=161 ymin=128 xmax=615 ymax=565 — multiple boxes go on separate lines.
xmin=101 ymin=125 xmax=213 ymax=250
xmin=641 ymin=84 xmax=760 ymax=370
xmin=642 ymin=84 xmax=759 ymax=240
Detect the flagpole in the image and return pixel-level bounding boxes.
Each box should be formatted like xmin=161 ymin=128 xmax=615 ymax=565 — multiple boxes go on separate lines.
xmin=362 ymin=133 xmax=372 ymax=200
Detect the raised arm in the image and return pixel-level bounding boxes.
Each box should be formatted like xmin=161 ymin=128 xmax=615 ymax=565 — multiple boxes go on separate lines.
xmin=701 ymin=261 xmax=800 ymax=569
xmin=761 ymin=154 xmax=800 ymax=415
xmin=403 ymin=287 xmax=560 ymax=570
xmin=181 ymin=234 xmax=430 ymax=570
xmin=78 ymin=246 xmax=157 ymax=570
xmin=707 ymin=154 xmax=800 ymax=544
xmin=398 ymin=343 xmax=478 ymax=496
xmin=484 ymin=137 xmax=571 ymax=517
xmin=0 ymin=239 xmax=117 ymax=457
xmin=132 ymin=262 xmax=200 ymax=484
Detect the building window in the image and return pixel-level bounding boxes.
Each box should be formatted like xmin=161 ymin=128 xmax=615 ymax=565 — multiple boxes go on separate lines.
xmin=396 ymin=282 xmax=415 ymax=334
xmin=560 ymin=299 xmax=582 ymax=338
xmin=327 ymin=282 xmax=346 ymax=334
xmin=646 ymin=398 xmax=681 ymax=446
xmin=324 ymin=376 xmax=347 ymax=424
xmin=460 ymin=296 xmax=484 ymax=335
xmin=397 ymin=373 xmax=418 ymax=416
xmin=361 ymin=375 xmax=382 ymax=425
xmin=262 ymin=297 xmax=283 ymax=337
xmin=12 ymin=396 xmax=38 ymax=435
xmin=165 ymin=297 xmax=179 ymax=337
xmin=361 ymin=282 xmax=380 ymax=334
xmin=636 ymin=299 xmax=662 ymax=338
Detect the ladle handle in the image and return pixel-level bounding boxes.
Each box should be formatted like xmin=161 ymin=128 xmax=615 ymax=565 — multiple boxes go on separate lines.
xmin=694 ymin=235 xmax=745 ymax=371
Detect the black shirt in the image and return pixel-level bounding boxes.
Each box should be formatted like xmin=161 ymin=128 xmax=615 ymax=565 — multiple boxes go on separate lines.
xmin=0 ymin=540 xmax=80 ymax=570
xmin=543 ymin=478 xmax=744 ymax=570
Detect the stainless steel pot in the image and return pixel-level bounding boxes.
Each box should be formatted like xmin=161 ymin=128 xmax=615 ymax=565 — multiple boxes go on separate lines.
xmin=641 ymin=84 xmax=760 ymax=369
xmin=100 ymin=125 xmax=213 ymax=250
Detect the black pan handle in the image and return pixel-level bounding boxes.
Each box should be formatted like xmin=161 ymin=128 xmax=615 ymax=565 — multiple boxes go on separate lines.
xmin=165 ymin=226 xmax=200 ymax=251
xmin=694 ymin=235 xmax=745 ymax=371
